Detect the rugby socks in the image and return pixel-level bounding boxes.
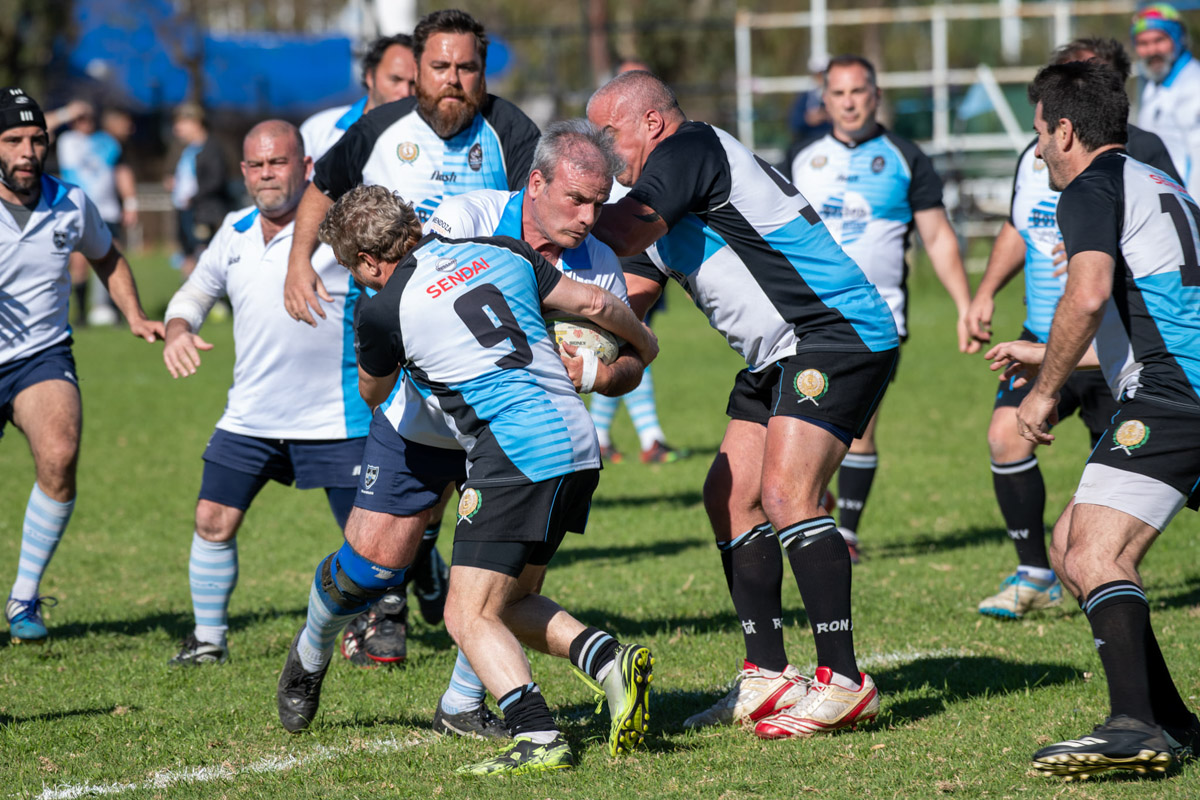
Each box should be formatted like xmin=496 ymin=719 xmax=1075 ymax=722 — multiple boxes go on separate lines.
xmin=498 ymin=683 xmax=559 ymax=743
xmin=780 ymin=516 xmax=859 ymax=680
xmin=991 ymin=456 xmax=1050 ymax=569
xmin=10 ymin=484 xmax=74 ymax=601
xmin=589 ymin=394 xmax=618 ymax=448
xmin=298 ymin=541 xmax=404 ymax=673
xmin=1084 ymin=581 xmax=1154 ymax=726
xmin=837 ymin=453 xmax=877 ymax=538
xmin=189 ymin=532 xmax=237 ymax=648
xmin=628 ymin=368 xmax=667 ymax=452
xmin=440 ymin=649 xmax=488 ymax=714
xmin=718 ymin=523 xmax=787 ymax=671
xmin=569 ymin=627 xmax=620 ymax=682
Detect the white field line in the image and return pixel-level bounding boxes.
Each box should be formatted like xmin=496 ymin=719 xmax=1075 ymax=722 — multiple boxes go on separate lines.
xmin=26 ymin=648 xmax=972 ymax=799
xmin=29 ymin=735 xmax=427 ymax=800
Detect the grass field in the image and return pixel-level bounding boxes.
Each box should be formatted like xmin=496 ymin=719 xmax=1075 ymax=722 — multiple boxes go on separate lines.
xmin=2 ymin=253 xmax=1199 ymax=800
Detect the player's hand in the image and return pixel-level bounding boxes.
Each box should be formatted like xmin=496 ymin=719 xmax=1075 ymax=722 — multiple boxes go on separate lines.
xmin=957 ymin=312 xmax=977 ymax=354
xmin=284 ymin=257 xmax=332 ymax=327
xmin=129 ymin=317 xmax=165 ymax=343
xmin=986 ymin=339 xmax=1046 ymax=388
xmin=559 ymin=342 xmax=585 ymax=392
xmin=1051 ymin=241 xmax=1068 ymax=277
xmin=1015 ymin=389 xmax=1058 ymax=445
xmin=965 ymin=294 xmax=994 ymax=347
xmin=163 ymin=330 xmax=214 ymax=378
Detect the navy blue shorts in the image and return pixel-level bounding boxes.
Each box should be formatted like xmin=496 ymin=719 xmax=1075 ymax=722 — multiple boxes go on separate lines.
xmin=199 ymin=428 xmax=366 ymax=510
xmin=0 ymin=341 xmax=78 ymax=440
xmin=354 ymin=411 xmax=466 ymax=517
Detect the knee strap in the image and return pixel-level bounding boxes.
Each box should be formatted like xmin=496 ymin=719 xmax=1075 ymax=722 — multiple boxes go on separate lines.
xmin=318 ymin=551 xmax=398 ymax=611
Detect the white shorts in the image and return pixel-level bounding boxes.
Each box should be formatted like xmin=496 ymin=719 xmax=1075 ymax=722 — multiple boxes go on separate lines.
xmin=1074 ymin=462 xmax=1187 ymax=532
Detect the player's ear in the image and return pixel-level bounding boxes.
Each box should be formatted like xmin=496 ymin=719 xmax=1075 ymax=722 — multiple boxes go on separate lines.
xmin=303 ymin=155 xmax=314 ymax=181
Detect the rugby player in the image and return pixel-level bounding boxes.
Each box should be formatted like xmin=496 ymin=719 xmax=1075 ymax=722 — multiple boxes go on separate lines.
xmin=277 ymin=185 xmax=656 ymax=775
xmin=299 ymin=34 xmax=416 ymax=163
xmin=1 ymin=88 xmax=162 ymax=642
xmin=990 ymin=60 xmax=1200 ymax=778
xmin=284 ymin=9 xmax=540 ymax=666
xmin=1132 ymin=4 xmax=1200 ymax=197
xmin=588 ymin=70 xmax=898 ymax=738
xmin=788 ymin=54 xmax=973 ymax=562
xmin=161 ymin=121 xmax=368 ymax=666
xmin=967 ymin=38 xmax=1182 ymax=620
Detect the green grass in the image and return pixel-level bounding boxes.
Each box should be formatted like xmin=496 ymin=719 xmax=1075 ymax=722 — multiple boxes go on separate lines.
xmin=2 ymin=253 xmax=1199 ymax=799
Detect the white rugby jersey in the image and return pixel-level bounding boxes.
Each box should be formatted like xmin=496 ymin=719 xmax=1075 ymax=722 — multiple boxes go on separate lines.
xmin=314 ymin=95 xmax=540 ymax=225
xmin=622 ymin=122 xmax=898 ymax=372
xmin=789 ymin=127 xmax=944 ymax=337
xmin=1057 ymin=151 xmax=1200 ymax=410
xmin=0 ymin=175 xmax=112 ymax=363
xmin=1009 ymin=128 xmax=1180 ymax=342
xmin=56 ymin=130 xmax=123 ymax=223
xmin=175 ymin=206 xmax=370 ymax=440
xmin=299 ymin=97 xmax=365 ymax=163
xmin=372 ymin=188 xmax=629 ymax=448
xmin=1138 ymin=51 xmax=1200 ymax=198
xmin=357 ymin=234 xmax=599 ymax=485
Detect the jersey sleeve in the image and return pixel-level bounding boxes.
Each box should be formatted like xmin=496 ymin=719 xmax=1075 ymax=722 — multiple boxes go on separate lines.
xmin=891 ymin=134 xmax=944 ymax=212
xmin=1009 ymin=140 xmax=1037 ymax=224
xmin=627 ymin=126 xmax=729 ymax=229
xmin=484 ymin=97 xmax=540 ymax=191
xmin=620 ymin=251 xmax=668 ymax=286
xmin=1127 ymin=126 xmax=1184 ymax=184
xmin=354 ymin=290 xmax=406 ymax=378
xmin=1057 ymin=172 xmax=1122 ymax=261
xmin=314 ymin=100 xmax=412 ymax=200
xmin=75 ymin=193 xmax=114 ymax=260
xmin=187 ymin=226 xmax=231 ymax=298
xmin=424 ymin=194 xmax=476 ymax=238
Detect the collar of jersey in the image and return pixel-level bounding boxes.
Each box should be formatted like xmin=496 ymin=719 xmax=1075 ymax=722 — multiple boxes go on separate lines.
xmin=40 ymin=174 xmax=70 ymax=208
xmin=1162 ymin=49 xmax=1193 ymax=88
xmin=827 ymin=123 xmax=887 ymax=150
xmin=233 ymin=208 xmax=260 ymax=233
xmin=336 ymin=96 xmax=369 ymax=131
xmin=495 ymin=189 xmax=593 ymax=271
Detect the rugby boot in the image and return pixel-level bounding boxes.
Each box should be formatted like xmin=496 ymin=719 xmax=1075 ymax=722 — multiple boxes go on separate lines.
xmin=683 ymin=662 xmax=809 ymax=729
xmin=432 ymin=700 xmax=509 ymax=739
xmin=1032 ymin=715 xmax=1175 ymax=779
xmin=456 ymin=734 xmax=575 ymax=776
xmin=168 ymin=634 xmax=228 ymax=666
xmin=277 ymin=629 xmax=329 ymax=733
xmin=754 ymin=667 xmax=879 ymax=738
xmin=978 ymin=572 xmax=1063 ymax=619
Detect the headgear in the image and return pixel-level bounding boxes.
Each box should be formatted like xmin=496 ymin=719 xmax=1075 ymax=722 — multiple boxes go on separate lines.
xmin=0 ymin=88 xmax=46 ymax=134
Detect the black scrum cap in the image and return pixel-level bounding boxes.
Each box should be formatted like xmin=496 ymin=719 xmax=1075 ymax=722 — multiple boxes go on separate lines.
xmin=0 ymin=88 xmax=46 ymax=134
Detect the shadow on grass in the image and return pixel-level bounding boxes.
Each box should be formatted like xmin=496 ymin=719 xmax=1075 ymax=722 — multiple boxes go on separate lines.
xmin=875 ymin=655 xmax=1082 ymax=726
xmin=26 ymin=606 xmax=311 ymax=644
xmin=1152 ymin=578 xmax=1200 ymax=611
xmin=0 ymin=705 xmax=131 ymax=727
xmin=867 ymin=525 xmax=1009 ymax=558
xmin=554 ymin=535 xmax=710 ymax=568
xmin=590 ymin=489 xmax=704 ymax=510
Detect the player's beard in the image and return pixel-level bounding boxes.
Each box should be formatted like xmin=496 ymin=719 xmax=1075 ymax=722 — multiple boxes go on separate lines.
xmin=1139 ymin=52 xmax=1175 ymax=83
xmin=417 ymin=83 xmax=482 ymax=139
xmin=0 ymin=151 xmax=43 ymax=196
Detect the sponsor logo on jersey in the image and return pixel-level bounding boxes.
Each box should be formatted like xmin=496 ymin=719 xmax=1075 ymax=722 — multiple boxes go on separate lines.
xmin=52 ymin=229 xmax=70 ymax=250
xmin=811 ymin=154 xmax=828 ymax=169
xmin=430 ymin=216 xmax=452 ymax=236
xmin=425 ymin=256 xmax=493 ymax=298
xmin=458 ymin=488 xmax=482 ymax=523
xmin=871 ymin=156 xmax=886 ymax=173
xmin=397 ymin=142 xmax=420 ymax=164
xmin=1111 ymin=420 xmax=1149 ymax=454
xmin=468 ymin=143 xmax=483 ymax=171
xmin=431 ymin=169 xmax=457 ymax=183
xmin=794 ymin=369 xmax=829 ymax=405
xmin=364 ymin=464 xmax=379 ymax=490
xmin=435 ymin=257 xmax=458 ymax=272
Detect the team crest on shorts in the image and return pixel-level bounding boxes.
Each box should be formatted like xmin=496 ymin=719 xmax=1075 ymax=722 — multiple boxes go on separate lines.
xmin=811 ymin=155 xmax=827 ymax=169
xmin=468 ymin=143 xmax=483 ymax=171
xmin=397 ymin=142 xmax=419 ymax=164
xmin=795 ymin=369 xmax=830 ymax=405
xmin=364 ymin=464 xmax=379 ymax=489
xmin=1111 ymin=420 xmax=1150 ymax=454
xmin=458 ymin=488 xmax=483 ymax=523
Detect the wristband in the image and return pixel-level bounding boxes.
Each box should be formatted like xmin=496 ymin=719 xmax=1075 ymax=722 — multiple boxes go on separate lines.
xmin=579 ymin=348 xmax=599 ymax=393
xmin=122 ymin=197 xmax=139 ymax=212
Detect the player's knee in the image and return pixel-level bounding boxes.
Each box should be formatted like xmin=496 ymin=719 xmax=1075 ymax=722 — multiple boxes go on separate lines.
xmin=987 ymin=415 xmax=1028 ymax=462
xmin=35 ymin=440 xmax=79 ymax=494
xmin=317 ymin=543 xmax=402 ymax=614
xmin=194 ymin=501 xmax=240 ymax=541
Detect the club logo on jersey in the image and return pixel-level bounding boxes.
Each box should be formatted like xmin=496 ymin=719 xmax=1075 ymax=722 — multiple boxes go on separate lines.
xmin=1111 ymin=420 xmax=1149 ymax=454
xmin=458 ymin=488 xmax=482 ymax=523
xmin=468 ymin=143 xmax=483 ymax=171
xmin=810 ymin=155 xmax=827 ymax=169
xmin=871 ymin=156 xmax=886 ymax=173
xmin=435 ymin=257 xmax=459 ymax=273
xmin=397 ymin=142 xmax=420 ymax=164
xmin=1033 ymin=157 xmax=1047 ymax=172
xmin=52 ymin=229 xmax=70 ymax=250
xmin=794 ymin=369 xmax=830 ymax=405
xmin=364 ymin=464 xmax=379 ymax=490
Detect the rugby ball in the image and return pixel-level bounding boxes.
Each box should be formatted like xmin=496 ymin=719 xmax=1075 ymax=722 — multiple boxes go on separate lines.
xmin=548 ymin=318 xmax=621 ymax=365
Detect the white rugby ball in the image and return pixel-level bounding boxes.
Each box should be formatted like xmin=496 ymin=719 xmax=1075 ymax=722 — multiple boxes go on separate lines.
xmin=548 ymin=318 xmax=622 ymax=365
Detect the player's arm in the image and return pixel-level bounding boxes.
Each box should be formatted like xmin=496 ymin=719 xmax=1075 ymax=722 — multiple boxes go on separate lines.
xmin=162 ymin=248 xmax=227 ymax=377
xmin=284 ymin=182 xmax=335 ymax=326
xmin=88 ymin=245 xmax=162 ymax=342
xmin=359 ymin=365 xmax=400 ymax=410
xmin=543 ymin=279 xmax=658 ymax=367
xmin=913 ymin=207 xmax=973 ymax=353
xmin=966 ymin=221 xmax=1025 ymax=345
xmin=115 ymin=163 xmax=138 ymax=228
xmin=1017 ymin=250 xmax=1114 ymax=444
xmin=591 ymin=197 xmax=669 ymax=257
xmin=986 ymin=338 xmax=1100 ymax=388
